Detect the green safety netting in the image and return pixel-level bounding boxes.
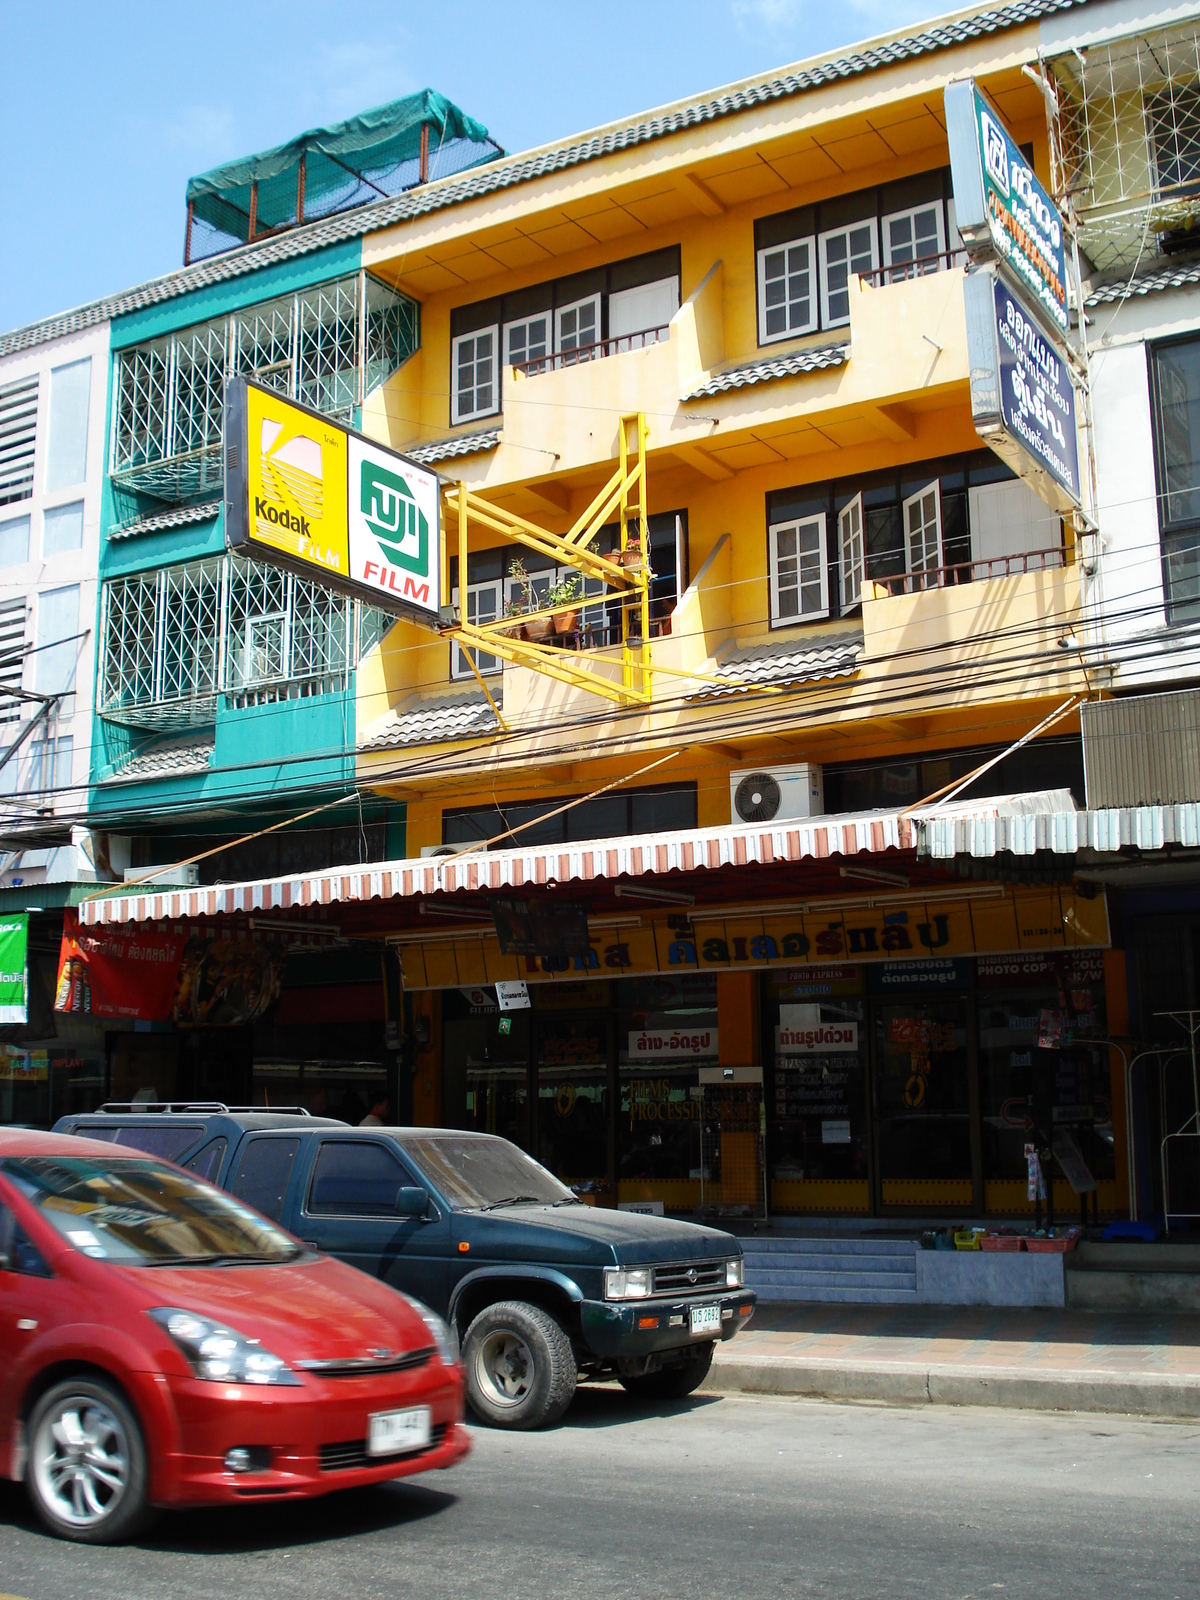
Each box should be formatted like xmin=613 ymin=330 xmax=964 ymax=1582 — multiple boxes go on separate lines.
xmin=185 ymin=89 xmax=499 ymax=257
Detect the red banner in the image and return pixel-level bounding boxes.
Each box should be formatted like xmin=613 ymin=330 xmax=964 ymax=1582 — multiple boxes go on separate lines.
xmin=55 ymin=911 xmax=187 ymax=1021
xmin=55 ymin=913 xmax=287 ymax=1026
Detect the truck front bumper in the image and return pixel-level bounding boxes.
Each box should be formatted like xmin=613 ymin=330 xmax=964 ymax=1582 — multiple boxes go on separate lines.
xmin=579 ymin=1290 xmax=756 ymax=1361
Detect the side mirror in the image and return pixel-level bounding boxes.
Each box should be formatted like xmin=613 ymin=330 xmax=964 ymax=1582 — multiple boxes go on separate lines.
xmin=396 ymin=1186 xmax=429 ymax=1218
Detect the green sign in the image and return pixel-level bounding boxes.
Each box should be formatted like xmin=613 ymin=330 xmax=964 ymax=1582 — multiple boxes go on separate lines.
xmin=0 ymin=913 xmax=28 ymax=1024
xmin=362 ymin=461 xmax=429 ymax=574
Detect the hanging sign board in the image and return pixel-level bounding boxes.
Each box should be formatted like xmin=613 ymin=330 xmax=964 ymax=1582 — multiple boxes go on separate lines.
xmin=945 ymin=78 xmax=1068 ymax=340
xmin=0 ymin=913 xmax=28 ymax=1023
xmin=964 ymin=268 xmax=1082 ymax=513
xmin=225 ymin=377 xmax=441 ymax=625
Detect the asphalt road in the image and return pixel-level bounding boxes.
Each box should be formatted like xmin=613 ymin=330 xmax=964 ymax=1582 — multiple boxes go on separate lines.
xmin=1 ymin=1387 xmax=1196 ymax=1600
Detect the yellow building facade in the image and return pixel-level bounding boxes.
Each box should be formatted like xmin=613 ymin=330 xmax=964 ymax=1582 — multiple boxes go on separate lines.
xmin=344 ymin=2 xmax=1120 ymax=1222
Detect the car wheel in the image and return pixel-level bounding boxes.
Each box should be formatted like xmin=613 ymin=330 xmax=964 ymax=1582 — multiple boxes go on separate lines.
xmin=26 ymin=1377 xmax=153 ymax=1544
xmin=620 ymin=1340 xmax=715 ymax=1402
xmin=463 ymin=1300 xmax=577 ymax=1430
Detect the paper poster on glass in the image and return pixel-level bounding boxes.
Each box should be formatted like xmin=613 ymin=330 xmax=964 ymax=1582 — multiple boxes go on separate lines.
xmin=0 ymin=914 xmax=27 ymax=1023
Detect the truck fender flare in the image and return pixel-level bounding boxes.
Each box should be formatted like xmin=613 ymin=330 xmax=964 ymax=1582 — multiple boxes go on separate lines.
xmin=447 ymin=1265 xmax=585 ymax=1332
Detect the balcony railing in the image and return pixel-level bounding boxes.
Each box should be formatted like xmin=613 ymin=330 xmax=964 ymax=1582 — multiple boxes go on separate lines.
xmin=511 ymin=325 xmax=670 ymax=378
xmin=860 ymin=249 xmax=969 ymax=289
xmin=869 ymin=547 xmax=1066 ymax=598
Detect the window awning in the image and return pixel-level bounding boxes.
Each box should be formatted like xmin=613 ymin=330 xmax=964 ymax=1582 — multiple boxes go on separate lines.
xmin=73 ymin=789 xmax=1195 ymax=931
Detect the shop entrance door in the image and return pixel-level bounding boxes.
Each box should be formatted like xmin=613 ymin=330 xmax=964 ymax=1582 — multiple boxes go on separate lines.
xmin=872 ymin=998 xmax=973 ymax=1210
xmin=535 ymin=1014 xmax=612 ymax=1205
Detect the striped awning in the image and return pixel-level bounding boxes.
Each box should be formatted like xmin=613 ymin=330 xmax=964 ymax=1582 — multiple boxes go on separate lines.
xmin=76 ymin=793 xmax=1200 ymax=929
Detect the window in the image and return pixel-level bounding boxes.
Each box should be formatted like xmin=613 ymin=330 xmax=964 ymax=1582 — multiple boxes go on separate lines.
xmin=43 ymin=501 xmax=84 ymax=557
xmin=556 ymin=295 xmax=600 ymax=362
xmin=903 ymin=482 xmax=944 ymax=587
xmin=29 ymin=735 xmax=73 ymax=797
xmin=307 ymin=1140 xmax=407 ymax=1216
xmin=819 ymin=221 xmax=878 ymax=327
xmin=1148 ymin=82 xmax=1200 ymax=198
xmin=451 ymin=579 xmax=502 ymax=679
xmin=758 ymin=238 xmax=817 ymax=344
xmin=452 ymin=327 xmax=498 ymax=423
xmin=185 ymin=1138 xmax=228 ymax=1183
xmin=504 ymin=313 xmax=551 ymax=374
xmin=0 ymin=515 xmax=29 ymax=567
xmin=0 ymin=1201 xmax=51 ymax=1277
xmin=443 ymin=782 xmax=698 ymax=848
xmin=883 ymin=204 xmax=945 ymax=280
xmin=0 ymin=599 xmax=25 ymax=726
xmin=838 ymin=494 xmax=866 ymax=610
xmin=0 ymin=374 xmax=38 ymax=506
xmin=1150 ymin=334 xmax=1200 ymax=621
xmin=45 ymin=359 xmax=91 ymax=492
xmin=230 ymin=1136 xmax=300 ymax=1222
xmin=769 ymin=515 xmax=828 ymax=625
xmin=608 ymin=277 xmax=679 ymax=345
xmin=36 ymin=585 xmax=79 ymax=710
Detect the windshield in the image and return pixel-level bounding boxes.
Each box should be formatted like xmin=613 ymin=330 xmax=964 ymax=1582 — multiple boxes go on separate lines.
xmin=0 ymin=1155 xmax=302 ymax=1267
xmin=400 ymin=1134 xmax=574 ymax=1210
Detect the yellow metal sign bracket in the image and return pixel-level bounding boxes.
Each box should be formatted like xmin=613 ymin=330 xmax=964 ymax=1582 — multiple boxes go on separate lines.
xmin=442 ymin=413 xmax=652 ymax=707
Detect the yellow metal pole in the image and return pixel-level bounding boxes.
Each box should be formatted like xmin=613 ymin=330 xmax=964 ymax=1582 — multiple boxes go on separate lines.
xmin=620 ymin=416 xmax=631 ymax=697
xmin=457 ymin=480 xmax=468 ymax=623
xmin=440 ymin=489 xmax=452 ymax=612
xmin=637 ymin=414 xmax=651 ymax=699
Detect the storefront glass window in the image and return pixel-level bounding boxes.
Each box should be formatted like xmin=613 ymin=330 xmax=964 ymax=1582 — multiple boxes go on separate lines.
xmin=617 ymin=975 xmax=716 ymax=1213
xmin=536 ymin=1015 xmax=608 ymax=1200
xmin=977 ymin=951 xmax=1112 ymax=1214
xmin=442 ymin=997 xmax=531 ymax=1152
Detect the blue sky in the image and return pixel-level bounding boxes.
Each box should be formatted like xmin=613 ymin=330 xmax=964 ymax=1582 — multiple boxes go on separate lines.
xmin=0 ymin=0 xmax=942 ymax=334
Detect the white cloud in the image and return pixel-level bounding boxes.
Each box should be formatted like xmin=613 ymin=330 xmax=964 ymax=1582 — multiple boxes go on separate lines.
xmin=306 ymin=36 xmax=421 ymax=123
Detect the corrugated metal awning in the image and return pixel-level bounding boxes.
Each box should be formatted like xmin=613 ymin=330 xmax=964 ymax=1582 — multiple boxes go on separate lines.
xmin=71 ymin=788 xmax=1193 ymax=930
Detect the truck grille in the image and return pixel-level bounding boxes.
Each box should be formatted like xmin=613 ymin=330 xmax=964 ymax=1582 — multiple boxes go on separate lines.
xmin=651 ymin=1261 xmax=726 ymax=1296
xmin=320 ymin=1424 xmax=447 ymax=1472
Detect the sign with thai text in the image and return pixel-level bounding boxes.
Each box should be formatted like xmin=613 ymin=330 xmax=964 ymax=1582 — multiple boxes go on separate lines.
xmin=0 ymin=913 xmax=27 ymax=1023
xmin=627 ymin=1028 xmax=718 ymax=1061
xmin=776 ymin=1016 xmax=859 ymax=1054
xmin=965 ymin=269 xmax=1081 ymax=512
xmin=394 ymin=884 xmax=1109 ymax=989
xmin=945 ymin=78 xmax=1068 ymax=339
xmin=225 ymin=377 xmax=441 ymax=625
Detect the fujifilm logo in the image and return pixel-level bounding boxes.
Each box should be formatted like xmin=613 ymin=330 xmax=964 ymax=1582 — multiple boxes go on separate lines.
xmin=362 ymin=461 xmax=427 ymax=572
xmin=981 ymin=109 xmax=1008 ymax=193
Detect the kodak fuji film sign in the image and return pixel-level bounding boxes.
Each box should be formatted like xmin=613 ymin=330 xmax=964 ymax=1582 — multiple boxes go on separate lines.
xmin=225 ymin=377 xmax=441 ymax=625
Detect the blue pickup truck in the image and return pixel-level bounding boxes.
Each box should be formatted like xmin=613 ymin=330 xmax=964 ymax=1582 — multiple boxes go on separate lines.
xmin=55 ymin=1105 xmax=755 ymax=1429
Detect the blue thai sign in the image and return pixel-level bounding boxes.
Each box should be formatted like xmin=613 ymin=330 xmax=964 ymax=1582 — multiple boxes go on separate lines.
xmin=965 ymin=269 xmax=1081 ymax=513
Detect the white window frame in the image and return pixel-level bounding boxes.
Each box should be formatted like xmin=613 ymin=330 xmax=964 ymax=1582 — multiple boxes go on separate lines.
xmin=757 ymin=238 xmax=818 ymax=346
xmin=503 ymin=313 xmax=552 ymax=375
xmin=451 ymin=578 xmax=503 ymax=679
xmin=769 ymin=514 xmax=829 ymax=626
xmin=902 ymin=481 xmax=944 ymax=589
xmin=451 ymin=326 xmax=500 ymax=424
xmin=818 ymin=220 xmax=879 ymax=329
xmin=882 ymin=203 xmax=946 ymax=281
xmin=555 ymin=294 xmax=602 ymax=362
xmin=838 ymin=494 xmax=866 ymax=612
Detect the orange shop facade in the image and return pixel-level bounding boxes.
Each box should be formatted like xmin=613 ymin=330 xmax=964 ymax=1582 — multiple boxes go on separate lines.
xmin=75 ymin=805 xmax=1129 ymax=1223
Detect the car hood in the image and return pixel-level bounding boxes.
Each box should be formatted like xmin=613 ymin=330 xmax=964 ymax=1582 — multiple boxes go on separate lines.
xmin=459 ymin=1204 xmax=740 ymax=1267
xmin=113 ymin=1253 xmax=431 ymax=1364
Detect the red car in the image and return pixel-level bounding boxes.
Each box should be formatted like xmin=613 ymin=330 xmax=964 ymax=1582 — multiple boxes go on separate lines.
xmin=0 ymin=1129 xmax=470 ymax=1543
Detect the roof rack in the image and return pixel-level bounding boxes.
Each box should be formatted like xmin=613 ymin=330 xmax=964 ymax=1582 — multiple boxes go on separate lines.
xmin=95 ymin=1102 xmax=313 ymax=1116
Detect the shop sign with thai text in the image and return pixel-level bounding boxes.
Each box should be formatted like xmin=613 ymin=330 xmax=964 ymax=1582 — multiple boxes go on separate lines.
xmin=945 ymin=78 xmax=1068 ymax=339
xmin=964 ymin=269 xmax=1081 ymax=513
xmin=627 ymin=1029 xmax=718 ymax=1061
xmin=394 ymin=884 xmax=1109 ymax=989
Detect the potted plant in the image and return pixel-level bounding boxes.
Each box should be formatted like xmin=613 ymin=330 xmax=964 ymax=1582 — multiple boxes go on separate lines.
xmin=547 ymin=574 xmax=583 ymax=637
xmin=616 ymin=539 xmax=643 ymax=571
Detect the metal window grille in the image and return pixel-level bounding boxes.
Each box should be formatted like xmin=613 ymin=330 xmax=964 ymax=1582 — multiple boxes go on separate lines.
xmin=100 ymin=555 xmax=354 ymax=727
xmin=1047 ymin=25 xmax=1200 ymax=272
xmin=111 ymin=274 xmax=416 ymax=500
xmin=357 ymin=603 xmax=393 ymax=658
xmin=0 ymin=598 xmax=26 ymax=725
xmin=0 ymin=375 xmax=38 ymax=506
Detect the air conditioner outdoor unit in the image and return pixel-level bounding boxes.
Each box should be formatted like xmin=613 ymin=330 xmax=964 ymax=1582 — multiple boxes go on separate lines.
xmin=730 ymin=763 xmax=823 ymax=825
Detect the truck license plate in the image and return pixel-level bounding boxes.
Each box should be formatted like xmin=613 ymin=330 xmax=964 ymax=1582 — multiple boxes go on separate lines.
xmin=689 ymin=1304 xmax=722 ymax=1336
xmin=367 ymin=1405 xmax=431 ymax=1457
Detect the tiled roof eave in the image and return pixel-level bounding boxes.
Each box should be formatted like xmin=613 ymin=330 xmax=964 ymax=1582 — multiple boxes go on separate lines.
xmin=3 ymin=0 xmax=1085 ymax=358
xmin=685 ymin=341 xmax=851 ymax=400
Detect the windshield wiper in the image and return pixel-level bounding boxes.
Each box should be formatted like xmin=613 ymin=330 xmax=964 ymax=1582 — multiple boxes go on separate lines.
xmin=475 ymin=1194 xmax=546 ymax=1212
xmin=141 ymin=1249 xmax=303 ymax=1267
xmin=551 ymin=1196 xmax=586 ymax=1207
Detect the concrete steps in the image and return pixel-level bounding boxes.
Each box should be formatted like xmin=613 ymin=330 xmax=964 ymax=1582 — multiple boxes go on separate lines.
xmin=742 ymin=1235 xmax=918 ymax=1304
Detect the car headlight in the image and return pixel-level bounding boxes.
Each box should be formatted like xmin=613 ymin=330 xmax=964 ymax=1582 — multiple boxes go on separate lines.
xmin=150 ymin=1308 xmax=300 ymax=1386
xmin=406 ymin=1296 xmax=458 ymax=1364
xmin=603 ymin=1266 xmax=652 ymax=1301
xmin=726 ymin=1257 xmax=744 ymax=1289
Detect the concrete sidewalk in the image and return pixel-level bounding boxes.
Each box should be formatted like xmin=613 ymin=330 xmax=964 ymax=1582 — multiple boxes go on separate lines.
xmin=703 ymin=1304 xmax=1200 ymax=1417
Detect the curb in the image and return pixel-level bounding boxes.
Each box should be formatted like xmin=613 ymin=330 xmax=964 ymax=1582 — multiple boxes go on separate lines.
xmin=701 ymin=1358 xmax=1200 ymax=1418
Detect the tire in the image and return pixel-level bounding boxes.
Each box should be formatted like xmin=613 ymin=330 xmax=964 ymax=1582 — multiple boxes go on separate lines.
xmin=26 ymin=1376 xmax=153 ymax=1544
xmin=620 ymin=1340 xmax=715 ymax=1402
xmin=462 ymin=1300 xmax=577 ymax=1430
